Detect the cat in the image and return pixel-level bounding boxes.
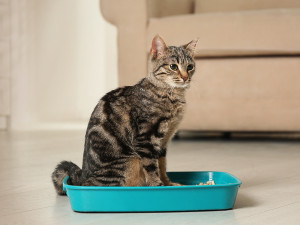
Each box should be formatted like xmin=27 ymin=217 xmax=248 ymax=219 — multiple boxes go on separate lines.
xmin=52 ymin=35 xmax=198 ymax=194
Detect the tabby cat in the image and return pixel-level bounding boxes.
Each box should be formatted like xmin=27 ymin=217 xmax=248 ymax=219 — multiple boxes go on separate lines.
xmin=52 ymin=35 xmax=198 ymax=194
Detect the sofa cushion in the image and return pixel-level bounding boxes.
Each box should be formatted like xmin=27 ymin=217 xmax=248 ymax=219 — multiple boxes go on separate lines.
xmin=180 ymin=57 xmax=300 ymax=131
xmin=194 ymin=0 xmax=300 ymax=14
xmin=147 ymin=9 xmax=300 ymax=57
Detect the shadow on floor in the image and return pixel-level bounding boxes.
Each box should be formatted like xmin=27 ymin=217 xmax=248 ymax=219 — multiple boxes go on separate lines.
xmin=234 ymin=192 xmax=258 ymax=209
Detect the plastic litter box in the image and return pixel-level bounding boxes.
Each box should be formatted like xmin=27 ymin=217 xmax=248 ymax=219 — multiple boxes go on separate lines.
xmin=63 ymin=171 xmax=242 ymax=212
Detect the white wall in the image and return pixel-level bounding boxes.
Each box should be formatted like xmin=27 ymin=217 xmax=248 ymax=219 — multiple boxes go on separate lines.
xmin=10 ymin=0 xmax=117 ymax=130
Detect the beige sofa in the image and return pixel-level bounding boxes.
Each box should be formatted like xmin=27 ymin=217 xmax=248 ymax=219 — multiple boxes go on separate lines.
xmin=100 ymin=0 xmax=300 ymax=131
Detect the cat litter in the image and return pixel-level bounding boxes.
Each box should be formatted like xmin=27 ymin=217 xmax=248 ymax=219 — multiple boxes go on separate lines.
xmin=199 ymin=180 xmax=216 ymax=185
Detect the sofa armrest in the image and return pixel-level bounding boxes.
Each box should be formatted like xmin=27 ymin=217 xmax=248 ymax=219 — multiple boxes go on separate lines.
xmin=100 ymin=0 xmax=147 ymax=27
xmin=147 ymin=0 xmax=195 ymax=18
xmin=100 ymin=0 xmax=149 ymax=86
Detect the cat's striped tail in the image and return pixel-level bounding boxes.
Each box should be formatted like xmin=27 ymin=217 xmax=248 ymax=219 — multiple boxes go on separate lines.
xmin=51 ymin=161 xmax=82 ymax=195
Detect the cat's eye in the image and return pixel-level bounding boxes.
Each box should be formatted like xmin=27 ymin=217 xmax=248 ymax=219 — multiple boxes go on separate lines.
xmin=187 ymin=64 xmax=194 ymax=71
xmin=170 ymin=64 xmax=178 ymax=71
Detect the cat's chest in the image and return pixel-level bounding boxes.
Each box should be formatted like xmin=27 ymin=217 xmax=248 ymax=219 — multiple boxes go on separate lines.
xmin=166 ymin=101 xmax=185 ymax=129
xmin=167 ymin=103 xmax=185 ymax=122
xmin=141 ymin=95 xmax=184 ymax=119
xmin=134 ymin=96 xmax=185 ymax=150
xmin=140 ymin=98 xmax=185 ymax=131
xmin=162 ymin=96 xmax=185 ymax=118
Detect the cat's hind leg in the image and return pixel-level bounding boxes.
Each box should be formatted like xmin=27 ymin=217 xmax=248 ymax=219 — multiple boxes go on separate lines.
xmin=81 ymin=157 xmax=146 ymax=187
xmin=124 ymin=157 xmax=147 ymax=186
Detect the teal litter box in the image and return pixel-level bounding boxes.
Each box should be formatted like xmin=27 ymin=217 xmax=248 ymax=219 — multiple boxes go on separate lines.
xmin=63 ymin=171 xmax=242 ymax=212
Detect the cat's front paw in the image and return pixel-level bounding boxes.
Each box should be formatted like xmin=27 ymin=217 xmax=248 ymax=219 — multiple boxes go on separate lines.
xmin=168 ymin=182 xmax=182 ymax=186
xmin=147 ymin=180 xmax=164 ymax=186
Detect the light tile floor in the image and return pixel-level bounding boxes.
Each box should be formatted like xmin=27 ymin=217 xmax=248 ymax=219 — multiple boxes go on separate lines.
xmin=0 ymin=130 xmax=299 ymax=225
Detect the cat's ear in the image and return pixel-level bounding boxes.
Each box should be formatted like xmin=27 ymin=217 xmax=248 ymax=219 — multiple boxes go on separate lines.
xmin=150 ymin=35 xmax=167 ymax=59
xmin=184 ymin=38 xmax=199 ymax=56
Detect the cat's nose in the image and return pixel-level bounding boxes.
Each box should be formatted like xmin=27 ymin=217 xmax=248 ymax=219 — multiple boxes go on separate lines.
xmin=182 ymin=76 xmax=188 ymax=81
xmin=180 ymin=73 xmax=189 ymax=81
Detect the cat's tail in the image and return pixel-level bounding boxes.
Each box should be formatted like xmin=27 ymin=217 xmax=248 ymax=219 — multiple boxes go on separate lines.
xmin=51 ymin=161 xmax=82 ymax=195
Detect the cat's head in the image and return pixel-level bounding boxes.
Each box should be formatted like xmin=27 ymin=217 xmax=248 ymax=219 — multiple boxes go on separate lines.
xmin=149 ymin=35 xmax=198 ymax=89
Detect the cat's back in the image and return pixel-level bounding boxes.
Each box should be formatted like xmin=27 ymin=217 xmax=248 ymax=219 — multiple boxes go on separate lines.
xmin=88 ymin=77 xmax=185 ymax=128
xmin=88 ymin=85 xmax=133 ymax=123
xmin=93 ymin=78 xmax=150 ymax=113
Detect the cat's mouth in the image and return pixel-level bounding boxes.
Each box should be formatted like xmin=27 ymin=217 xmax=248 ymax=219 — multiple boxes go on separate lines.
xmin=170 ymin=79 xmax=191 ymax=88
